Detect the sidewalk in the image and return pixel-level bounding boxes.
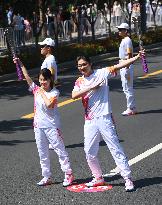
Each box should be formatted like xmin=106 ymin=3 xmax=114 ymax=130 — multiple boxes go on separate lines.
xmin=0 ymin=42 xmax=162 ymax=84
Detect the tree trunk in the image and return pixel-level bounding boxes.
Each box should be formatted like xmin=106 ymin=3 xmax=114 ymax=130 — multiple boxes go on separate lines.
xmin=139 ymin=0 xmax=147 ymax=33
xmin=77 ymin=6 xmax=82 ymax=43
xmin=91 ymin=22 xmax=95 ymax=41
xmin=39 ymin=0 xmax=46 ymax=38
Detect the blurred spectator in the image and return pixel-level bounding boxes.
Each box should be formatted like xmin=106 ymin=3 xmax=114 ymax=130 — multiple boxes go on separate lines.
xmin=128 ymin=1 xmax=132 ymax=14
xmin=24 ymin=17 xmax=32 ymax=40
xmin=81 ymin=5 xmax=89 ymax=35
xmin=56 ymin=7 xmax=64 ymax=38
xmin=31 ymin=11 xmax=39 ymax=37
xmin=12 ymin=12 xmax=25 ymax=46
xmin=71 ymin=6 xmax=77 ymax=32
xmin=157 ymin=3 xmax=162 ymax=25
xmin=62 ymin=8 xmax=72 ymax=39
xmin=7 ymin=7 xmax=13 ymax=25
xmin=146 ymin=0 xmax=151 ymax=23
xmin=132 ymin=1 xmax=140 ymax=18
xmin=104 ymin=3 xmax=110 ymax=22
xmin=46 ymin=7 xmax=55 ymax=37
xmin=113 ymin=1 xmax=122 ymax=26
xmin=151 ymin=1 xmax=157 ymax=22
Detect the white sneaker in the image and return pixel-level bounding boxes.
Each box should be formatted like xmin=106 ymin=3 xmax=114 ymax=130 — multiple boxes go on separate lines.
xmin=86 ymin=177 xmax=105 ymax=187
xmin=37 ymin=177 xmax=52 ymax=186
xmin=122 ymin=108 xmax=137 ymax=116
xmin=49 ymin=144 xmax=54 ymax=150
xmin=63 ymin=173 xmax=74 ymax=187
xmin=125 ymin=178 xmax=135 ymax=192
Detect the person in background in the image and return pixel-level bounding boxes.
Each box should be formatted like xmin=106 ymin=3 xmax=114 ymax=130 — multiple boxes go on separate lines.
xmin=24 ymin=17 xmax=32 ymax=40
xmin=39 ymin=38 xmax=58 ymax=150
xmin=113 ymin=1 xmax=122 ymax=26
xmin=117 ymin=23 xmax=137 ymax=116
xmin=12 ymin=12 xmax=25 ymax=46
xmin=7 ymin=7 xmax=13 ymax=25
xmin=46 ymin=7 xmax=55 ymax=37
xmin=31 ymin=11 xmax=39 ymax=37
xmin=39 ymin=38 xmax=58 ymax=85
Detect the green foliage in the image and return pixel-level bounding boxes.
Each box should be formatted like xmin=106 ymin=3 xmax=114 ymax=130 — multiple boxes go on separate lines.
xmin=0 ymin=56 xmax=13 ymax=75
xmin=142 ymin=29 xmax=162 ymax=44
xmin=0 ymin=46 xmax=41 ymax=75
xmin=56 ymin=42 xmax=106 ymax=62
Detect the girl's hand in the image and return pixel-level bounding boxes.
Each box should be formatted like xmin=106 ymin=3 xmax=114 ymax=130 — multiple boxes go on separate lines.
xmin=139 ymin=49 xmax=145 ymax=58
xmin=37 ymin=87 xmax=44 ymax=95
xmin=13 ymin=57 xmax=23 ymax=67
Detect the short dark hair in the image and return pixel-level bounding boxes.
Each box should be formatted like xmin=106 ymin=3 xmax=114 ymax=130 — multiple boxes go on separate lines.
xmin=76 ymin=55 xmax=91 ymax=65
xmin=38 ymin=68 xmax=54 ymax=89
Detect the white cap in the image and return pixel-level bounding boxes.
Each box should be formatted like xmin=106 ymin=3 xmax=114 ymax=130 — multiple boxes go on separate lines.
xmin=117 ymin=23 xmax=129 ymax=30
xmin=39 ymin=38 xmax=55 ymax=47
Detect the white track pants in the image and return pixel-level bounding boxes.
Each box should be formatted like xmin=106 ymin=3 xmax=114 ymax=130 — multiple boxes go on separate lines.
xmin=84 ymin=114 xmax=131 ymax=179
xmin=34 ymin=127 xmax=72 ymax=178
xmin=120 ymin=65 xmax=136 ymax=109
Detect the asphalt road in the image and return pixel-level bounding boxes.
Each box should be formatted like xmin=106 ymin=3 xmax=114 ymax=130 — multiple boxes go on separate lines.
xmin=0 ymin=49 xmax=162 ymax=205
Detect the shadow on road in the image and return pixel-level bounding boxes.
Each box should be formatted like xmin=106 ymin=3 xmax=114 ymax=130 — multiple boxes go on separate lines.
xmin=104 ymin=176 xmax=162 ymax=190
xmin=138 ymin=109 xmax=162 ymax=115
xmin=135 ymin=177 xmax=162 ymax=189
xmin=66 ymin=139 xmax=124 ymax=149
xmin=0 ymin=80 xmax=31 ymax=100
xmin=72 ymin=174 xmax=121 ymax=186
xmin=0 ymin=139 xmax=35 ymax=146
xmin=0 ymin=118 xmax=33 ymax=133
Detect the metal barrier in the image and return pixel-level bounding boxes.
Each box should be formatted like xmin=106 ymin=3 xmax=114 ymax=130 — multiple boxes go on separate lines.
xmin=0 ymin=12 xmax=162 ymax=48
xmin=0 ymin=28 xmax=7 ymax=48
xmin=0 ymin=27 xmax=34 ymax=49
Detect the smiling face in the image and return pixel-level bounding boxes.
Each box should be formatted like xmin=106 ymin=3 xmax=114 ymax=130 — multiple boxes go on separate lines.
xmin=39 ymin=74 xmax=51 ymax=91
xmin=77 ymin=59 xmax=93 ymax=77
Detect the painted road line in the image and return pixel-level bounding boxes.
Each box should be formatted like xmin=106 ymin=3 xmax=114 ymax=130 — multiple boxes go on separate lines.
xmin=58 ymin=98 xmax=80 ymax=107
xmin=21 ymin=69 xmax=162 ymax=119
xmin=104 ymin=143 xmax=162 ymax=177
xmin=21 ymin=98 xmax=81 ymax=119
xmin=138 ymin=70 xmax=162 ymax=79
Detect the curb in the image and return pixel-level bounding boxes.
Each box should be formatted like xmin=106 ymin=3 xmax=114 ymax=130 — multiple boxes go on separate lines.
xmin=0 ymin=42 xmax=162 ymax=84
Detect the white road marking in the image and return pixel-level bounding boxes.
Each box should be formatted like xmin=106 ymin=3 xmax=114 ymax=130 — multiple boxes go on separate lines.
xmin=103 ymin=143 xmax=162 ymax=177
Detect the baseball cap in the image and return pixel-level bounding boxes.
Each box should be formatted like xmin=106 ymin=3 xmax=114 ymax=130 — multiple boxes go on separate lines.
xmin=117 ymin=23 xmax=129 ymax=30
xmin=39 ymin=38 xmax=55 ymax=47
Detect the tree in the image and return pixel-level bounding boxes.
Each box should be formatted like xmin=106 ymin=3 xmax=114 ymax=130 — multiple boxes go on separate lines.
xmin=101 ymin=0 xmax=115 ymax=36
xmin=87 ymin=3 xmax=98 ymax=41
xmin=149 ymin=0 xmax=160 ymax=29
xmin=119 ymin=0 xmax=134 ymax=31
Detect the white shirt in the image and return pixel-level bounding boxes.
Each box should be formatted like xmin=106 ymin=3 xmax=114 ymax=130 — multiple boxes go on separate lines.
xmin=7 ymin=10 xmax=13 ymax=25
xmin=113 ymin=4 xmax=122 ymax=17
xmin=41 ymin=55 xmax=58 ymax=81
xmin=12 ymin=15 xmax=24 ymax=30
xmin=128 ymin=3 xmax=132 ymax=14
xmin=119 ymin=36 xmax=133 ymax=60
xmin=31 ymin=82 xmax=60 ymax=128
xmin=73 ymin=68 xmax=114 ymax=120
